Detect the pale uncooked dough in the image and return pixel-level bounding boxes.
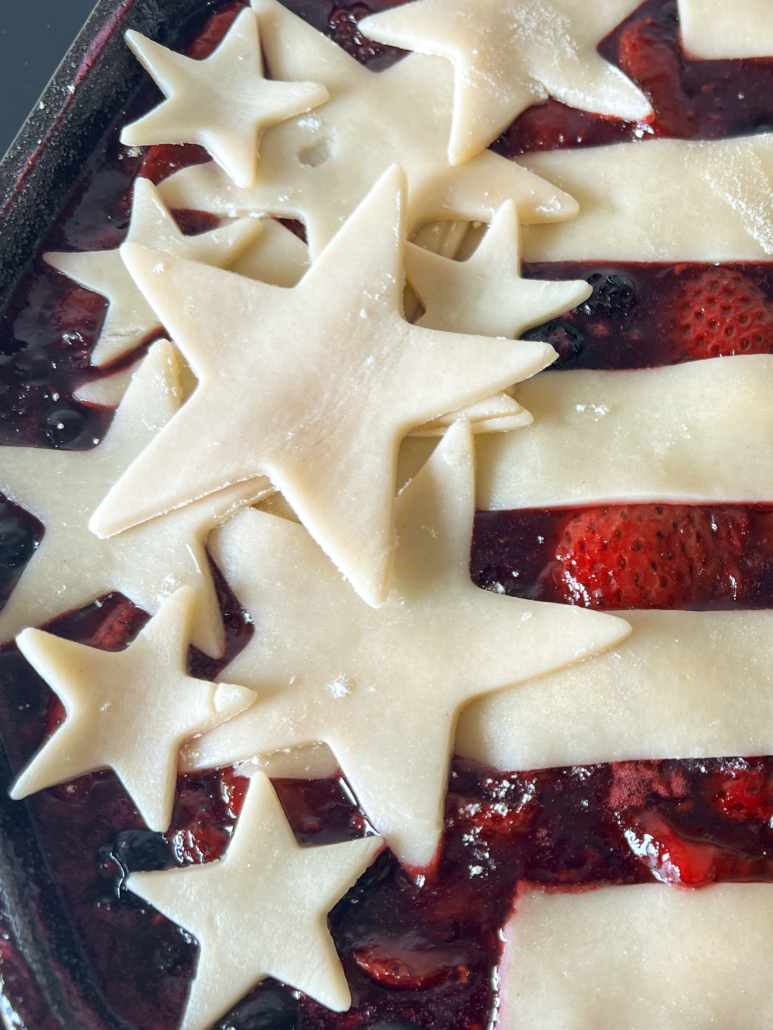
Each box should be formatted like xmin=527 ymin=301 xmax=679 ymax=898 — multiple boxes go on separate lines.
xmin=122 ymin=9 xmax=328 ymax=188
xmin=500 ymin=884 xmax=773 ymax=1030
xmin=678 ymin=0 xmax=773 ymax=58
xmin=361 ymin=0 xmax=650 ymax=164
xmin=10 ymin=588 xmax=256 ymax=832
xmin=183 ymin=421 xmax=629 ymax=870
xmin=91 ymin=167 xmax=557 ymax=609
xmin=0 ymin=340 xmax=270 ymax=658
xmin=520 ymin=135 xmax=773 ymax=261
xmin=45 ymin=178 xmax=260 ymax=366
xmin=457 ymin=610 xmax=773 ymax=772
xmin=128 ymin=772 xmax=382 ymax=1030
xmin=156 ymin=0 xmax=579 ymax=259
xmin=406 ymin=200 xmax=591 ymax=337
xmin=478 ymin=356 xmax=773 ymax=510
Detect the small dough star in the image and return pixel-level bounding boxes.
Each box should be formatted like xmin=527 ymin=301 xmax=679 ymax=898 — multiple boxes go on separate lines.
xmin=0 ymin=339 xmax=270 ymax=658
xmin=128 ymin=771 xmax=383 ymax=1030
xmin=121 ymin=8 xmax=329 ymax=188
xmin=10 ymin=587 xmax=256 ymax=832
xmin=361 ymin=0 xmax=653 ymax=164
xmin=90 ymin=166 xmax=557 ymax=609
xmin=406 ymin=200 xmax=592 ymax=337
xmin=45 ymin=177 xmax=260 ymax=366
xmin=184 ymin=421 xmax=631 ymax=869
xmin=157 ymin=0 xmax=579 ymax=259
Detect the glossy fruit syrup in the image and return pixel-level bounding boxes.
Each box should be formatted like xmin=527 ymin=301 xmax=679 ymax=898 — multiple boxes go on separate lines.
xmin=3 ymin=1 xmax=773 ymax=1029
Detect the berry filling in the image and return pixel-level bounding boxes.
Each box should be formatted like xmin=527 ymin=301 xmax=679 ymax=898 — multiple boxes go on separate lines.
xmin=3 ymin=1 xmax=773 ymax=1029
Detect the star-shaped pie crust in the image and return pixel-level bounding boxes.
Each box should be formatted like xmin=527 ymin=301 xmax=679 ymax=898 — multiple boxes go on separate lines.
xmin=157 ymin=0 xmax=579 ymax=259
xmin=45 ymin=178 xmax=260 ymax=367
xmin=0 ymin=339 xmax=270 ymax=658
xmin=128 ymin=771 xmax=383 ymax=1030
xmin=361 ymin=0 xmax=653 ymax=165
xmin=406 ymin=199 xmax=591 ymax=337
xmin=121 ymin=9 xmax=329 ymax=189
xmin=10 ymin=587 xmax=256 ymax=832
xmin=90 ymin=166 xmax=557 ymax=608
xmin=183 ymin=421 xmax=631 ymax=869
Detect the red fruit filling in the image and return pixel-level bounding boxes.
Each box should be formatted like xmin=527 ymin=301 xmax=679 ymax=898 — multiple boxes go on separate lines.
xmin=5 ymin=1 xmax=773 ymax=1029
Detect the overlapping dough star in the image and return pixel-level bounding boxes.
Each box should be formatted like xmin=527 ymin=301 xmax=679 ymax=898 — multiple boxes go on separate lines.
xmin=121 ymin=9 xmax=329 ymax=189
xmin=0 ymin=339 xmax=271 ymax=658
xmin=406 ymin=200 xmax=592 ymax=337
xmin=361 ymin=0 xmax=653 ymax=165
xmin=90 ymin=166 xmax=558 ymax=609
xmin=157 ymin=0 xmax=579 ymax=259
xmin=10 ymin=587 xmax=256 ymax=832
xmin=182 ymin=421 xmax=632 ymax=870
xmin=128 ymin=772 xmax=382 ymax=1030
xmin=45 ymin=177 xmax=260 ymax=366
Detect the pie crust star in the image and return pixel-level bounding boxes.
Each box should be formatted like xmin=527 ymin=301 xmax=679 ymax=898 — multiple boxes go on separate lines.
xmin=10 ymin=587 xmax=256 ymax=832
xmin=184 ymin=420 xmax=631 ymax=869
xmin=157 ymin=0 xmax=580 ymax=259
xmin=45 ymin=177 xmax=260 ymax=367
xmin=0 ymin=339 xmax=270 ymax=658
xmin=90 ymin=166 xmax=557 ymax=609
xmin=127 ymin=771 xmax=383 ymax=1030
xmin=405 ymin=200 xmax=592 ymax=337
xmin=121 ymin=9 xmax=329 ymax=189
xmin=361 ymin=0 xmax=653 ymax=164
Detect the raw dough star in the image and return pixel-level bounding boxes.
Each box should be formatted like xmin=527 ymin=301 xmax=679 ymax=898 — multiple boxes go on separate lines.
xmin=90 ymin=166 xmax=557 ymax=609
xmin=184 ymin=421 xmax=631 ymax=869
xmin=10 ymin=587 xmax=256 ymax=832
xmin=361 ymin=0 xmax=652 ymax=164
xmin=0 ymin=339 xmax=271 ymax=658
xmin=157 ymin=0 xmax=580 ymax=259
xmin=121 ymin=9 xmax=329 ymax=188
xmin=128 ymin=771 xmax=383 ymax=1030
xmin=45 ymin=177 xmax=260 ymax=367
xmin=405 ymin=200 xmax=591 ymax=337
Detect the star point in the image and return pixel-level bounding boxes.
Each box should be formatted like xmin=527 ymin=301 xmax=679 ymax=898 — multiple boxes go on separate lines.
xmin=406 ymin=199 xmax=592 ymax=337
xmin=128 ymin=771 xmax=383 ymax=1030
xmin=10 ymin=586 xmax=257 ymax=832
xmin=361 ymin=0 xmax=653 ymax=164
xmin=45 ymin=177 xmax=261 ymax=366
xmin=90 ymin=166 xmax=557 ymax=608
xmin=121 ymin=9 xmax=329 ymax=188
xmin=184 ymin=420 xmax=631 ymax=868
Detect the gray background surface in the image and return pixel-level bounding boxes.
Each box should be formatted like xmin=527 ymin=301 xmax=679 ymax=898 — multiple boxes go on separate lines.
xmin=0 ymin=0 xmax=98 ymax=159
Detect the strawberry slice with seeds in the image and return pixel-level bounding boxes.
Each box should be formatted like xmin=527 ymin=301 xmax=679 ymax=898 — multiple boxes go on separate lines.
xmin=671 ymin=267 xmax=773 ymax=360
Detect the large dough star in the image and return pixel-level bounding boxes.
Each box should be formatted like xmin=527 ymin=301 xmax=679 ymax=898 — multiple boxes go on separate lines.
xmin=405 ymin=200 xmax=591 ymax=337
xmin=45 ymin=177 xmax=260 ymax=366
xmin=90 ymin=166 xmax=557 ymax=608
xmin=121 ymin=9 xmax=329 ymax=189
xmin=183 ymin=421 xmax=631 ymax=870
xmin=10 ymin=587 xmax=256 ymax=832
xmin=0 ymin=339 xmax=270 ymax=658
xmin=361 ymin=0 xmax=652 ymax=165
xmin=128 ymin=771 xmax=383 ymax=1030
xmin=157 ymin=0 xmax=579 ymax=259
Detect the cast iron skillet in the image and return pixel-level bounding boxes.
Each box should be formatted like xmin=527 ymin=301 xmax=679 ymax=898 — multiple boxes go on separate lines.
xmin=0 ymin=3 xmax=227 ymax=1026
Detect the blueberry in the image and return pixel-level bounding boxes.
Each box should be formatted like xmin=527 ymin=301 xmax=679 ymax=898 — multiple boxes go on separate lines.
xmin=219 ymin=984 xmax=300 ymax=1030
xmin=44 ymin=409 xmax=87 ymax=449
xmin=523 ymin=319 xmax=585 ymax=364
xmin=112 ymin=829 xmax=171 ymax=874
xmin=0 ymin=521 xmax=35 ymax=570
xmin=583 ymin=271 xmax=638 ymax=318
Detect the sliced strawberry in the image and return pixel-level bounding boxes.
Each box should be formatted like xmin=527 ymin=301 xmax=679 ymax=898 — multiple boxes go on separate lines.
xmin=550 ymin=504 xmax=749 ymax=609
xmin=622 ymin=810 xmax=724 ymax=885
xmin=671 ymin=267 xmax=773 ymax=360
xmin=711 ymin=765 xmax=773 ymax=824
xmin=351 ymin=943 xmax=468 ymax=989
xmin=617 ymin=15 xmax=695 ymax=137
